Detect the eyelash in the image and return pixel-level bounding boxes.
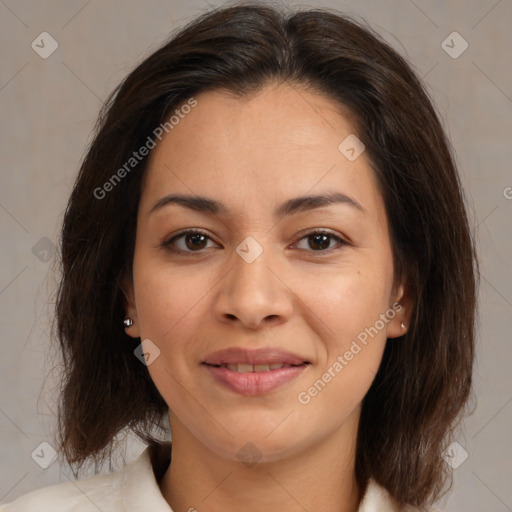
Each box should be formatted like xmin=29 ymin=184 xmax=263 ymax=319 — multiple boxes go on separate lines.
xmin=161 ymin=228 xmax=348 ymax=256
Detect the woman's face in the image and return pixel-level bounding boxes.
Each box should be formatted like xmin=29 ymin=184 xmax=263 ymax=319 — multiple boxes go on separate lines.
xmin=124 ymin=83 xmax=408 ymax=463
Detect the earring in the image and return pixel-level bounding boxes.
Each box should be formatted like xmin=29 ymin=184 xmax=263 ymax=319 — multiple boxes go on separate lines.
xmin=400 ymin=322 xmax=406 ymax=331
xmin=123 ymin=317 xmax=133 ymax=328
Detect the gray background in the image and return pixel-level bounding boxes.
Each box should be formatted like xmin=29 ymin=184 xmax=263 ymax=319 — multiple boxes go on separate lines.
xmin=1 ymin=0 xmax=511 ymax=510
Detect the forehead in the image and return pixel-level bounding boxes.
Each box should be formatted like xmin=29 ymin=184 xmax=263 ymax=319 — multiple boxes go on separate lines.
xmin=140 ymin=83 xmax=386 ymax=226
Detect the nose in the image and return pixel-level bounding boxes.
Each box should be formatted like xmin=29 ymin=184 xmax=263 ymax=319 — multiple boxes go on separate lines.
xmin=212 ymin=238 xmax=294 ymax=330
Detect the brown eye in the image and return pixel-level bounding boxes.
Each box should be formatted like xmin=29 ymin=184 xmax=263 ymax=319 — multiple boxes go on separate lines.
xmin=295 ymin=230 xmax=346 ymax=252
xmin=183 ymin=232 xmax=208 ymax=250
xmin=163 ymin=229 xmax=215 ymax=253
xmin=307 ymin=233 xmax=331 ymax=251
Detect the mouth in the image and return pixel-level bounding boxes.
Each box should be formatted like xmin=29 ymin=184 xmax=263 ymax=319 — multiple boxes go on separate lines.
xmin=203 ymin=362 xmax=308 ymax=372
xmin=201 ymin=347 xmax=311 ymax=395
xmin=202 ymin=346 xmax=310 ymax=367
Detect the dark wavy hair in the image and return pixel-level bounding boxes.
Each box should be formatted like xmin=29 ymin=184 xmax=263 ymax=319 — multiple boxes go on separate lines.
xmin=51 ymin=3 xmax=478 ymax=509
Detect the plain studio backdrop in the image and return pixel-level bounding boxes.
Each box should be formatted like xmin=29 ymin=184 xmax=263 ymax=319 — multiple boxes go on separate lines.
xmin=0 ymin=0 xmax=511 ymax=510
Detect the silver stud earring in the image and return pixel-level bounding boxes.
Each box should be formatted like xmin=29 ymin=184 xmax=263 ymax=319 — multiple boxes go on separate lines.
xmin=123 ymin=317 xmax=133 ymax=328
xmin=400 ymin=322 xmax=406 ymax=331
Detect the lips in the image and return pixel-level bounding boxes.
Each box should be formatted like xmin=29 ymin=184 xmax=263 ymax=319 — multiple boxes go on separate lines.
xmin=202 ymin=347 xmax=310 ymax=366
xmin=202 ymin=347 xmax=311 ymax=396
xmin=218 ymin=362 xmax=300 ymax=372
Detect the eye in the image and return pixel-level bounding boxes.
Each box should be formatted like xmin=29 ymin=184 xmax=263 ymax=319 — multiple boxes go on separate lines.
xmin=163 ymin=229 xmax=216 ymax=254
xmin=294 ymin=229 xmax=347 ymax=252
xmin=162 ymin=229 xmax=347 ymax=255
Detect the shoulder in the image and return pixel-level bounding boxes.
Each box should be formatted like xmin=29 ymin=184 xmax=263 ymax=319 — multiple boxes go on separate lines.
xmin=0 ymin=470 xmax=123 ymax=512
xmin=0 ymin=442 xmax=172 ymax=512
xmin=360 ymin=478 xmax=441 ymax=512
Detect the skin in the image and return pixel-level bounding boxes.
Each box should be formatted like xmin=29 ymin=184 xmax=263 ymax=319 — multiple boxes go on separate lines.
xmin=123 ymin=82 xmax=411 ymax=512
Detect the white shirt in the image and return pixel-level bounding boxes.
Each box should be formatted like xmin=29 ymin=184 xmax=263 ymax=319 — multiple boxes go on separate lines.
xmin=0 ymin=442 xmax=434 ymax=511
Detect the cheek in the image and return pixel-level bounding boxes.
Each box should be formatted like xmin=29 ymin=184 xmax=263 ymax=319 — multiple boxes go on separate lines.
xmin=294 ymin=259 xmax=394 ymax=348
xmin=132 ymin=258 xmax=219 ymax=392
xmin=293 ymin=262 xmax=393 ymax=409
xmin=294 ymin=273 xmax=390 ymax=427
xmin=133 ymin=258 xmax=208 ymax=340
xmin=131 ymin=264 xmax=206 ymax=412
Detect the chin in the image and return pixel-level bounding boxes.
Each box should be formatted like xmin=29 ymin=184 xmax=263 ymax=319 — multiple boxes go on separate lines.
xmin=202 ymin=422 xmax=313 ymax=465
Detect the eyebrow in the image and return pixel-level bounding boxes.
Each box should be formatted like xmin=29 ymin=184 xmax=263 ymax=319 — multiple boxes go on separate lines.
xmin=149 ymin=191 xmax=365 ymax=218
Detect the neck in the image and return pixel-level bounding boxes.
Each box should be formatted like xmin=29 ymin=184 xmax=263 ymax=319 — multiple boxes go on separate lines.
xmin=159 ymin=411 xmax=362 ymax=512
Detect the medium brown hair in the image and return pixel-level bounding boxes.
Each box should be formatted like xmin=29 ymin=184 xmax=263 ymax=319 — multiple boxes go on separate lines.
xmin=52 ymin=3 xmax=478 ymax=509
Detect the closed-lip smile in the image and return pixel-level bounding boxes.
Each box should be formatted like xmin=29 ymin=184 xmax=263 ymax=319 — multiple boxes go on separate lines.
xmin=202 ymin=347 xmax=311 ymax=395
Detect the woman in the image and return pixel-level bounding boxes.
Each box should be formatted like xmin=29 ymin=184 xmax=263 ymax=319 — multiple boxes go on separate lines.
xmin=1 ymin=3 xmax=478 ymax=511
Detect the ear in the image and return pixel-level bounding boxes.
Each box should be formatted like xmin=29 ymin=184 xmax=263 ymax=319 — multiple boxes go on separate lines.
xmin=119 ymin=273 xmax=141 ymax=338
xmin=386 ymin=281 xmax=413 ymax=339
